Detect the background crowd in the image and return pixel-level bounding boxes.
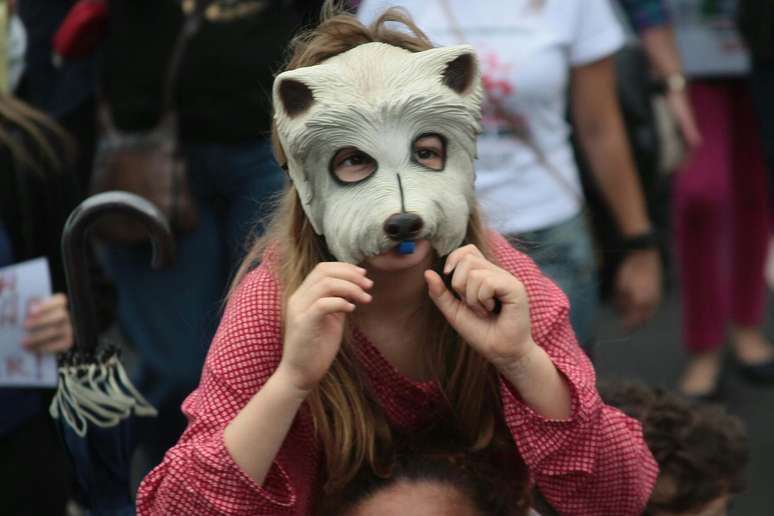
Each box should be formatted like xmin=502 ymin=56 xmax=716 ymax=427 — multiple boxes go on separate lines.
xmin=0 ymin=0 xmax=772 ymax=514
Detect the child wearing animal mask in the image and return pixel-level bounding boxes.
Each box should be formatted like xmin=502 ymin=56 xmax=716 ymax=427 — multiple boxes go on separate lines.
xmin=137 ymin=4 xmax=657 ymax=515
xmin=599 ymin=381 xmax=748 ymax=516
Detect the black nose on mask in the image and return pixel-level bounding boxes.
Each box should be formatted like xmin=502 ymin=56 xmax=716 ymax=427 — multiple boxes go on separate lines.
xmin=383 ymin=212 xmax=424 ymax=241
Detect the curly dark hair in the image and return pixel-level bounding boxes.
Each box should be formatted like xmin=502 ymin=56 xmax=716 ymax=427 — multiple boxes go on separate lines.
xmin=599 ymin=380 xmax=748 ymax=514
xmin=317 ymin=418 xmax=531 ymax=516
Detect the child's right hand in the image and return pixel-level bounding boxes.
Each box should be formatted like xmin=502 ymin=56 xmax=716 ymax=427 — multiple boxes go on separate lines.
xmin=276 ymin=262 xmax=372 ymax=394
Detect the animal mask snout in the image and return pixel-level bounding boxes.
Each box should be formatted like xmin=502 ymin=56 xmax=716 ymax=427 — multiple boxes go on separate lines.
xmin=383 ymin=212 xmax=424 ymax=241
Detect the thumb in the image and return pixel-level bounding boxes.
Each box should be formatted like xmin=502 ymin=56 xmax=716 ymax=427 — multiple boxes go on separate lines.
xmin=424 ymin=269 xmax=463 ymax=318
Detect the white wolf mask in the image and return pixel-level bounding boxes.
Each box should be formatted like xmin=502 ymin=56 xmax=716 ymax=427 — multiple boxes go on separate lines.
xmin=272 ymin=42 xmax=483 ymax=264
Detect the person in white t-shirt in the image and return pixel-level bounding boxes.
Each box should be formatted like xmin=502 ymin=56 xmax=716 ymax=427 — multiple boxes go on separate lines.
xmin=357 ymin=0 xmax=662 ymax=348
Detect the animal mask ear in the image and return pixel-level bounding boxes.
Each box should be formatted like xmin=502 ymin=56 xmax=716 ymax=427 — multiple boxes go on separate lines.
xmin=276 ymin=77 xmax=315 ymax=118
xmin=414 ymin=45 xmax=480 ymax=97
xmin=443 ymin=53 xmax=476 ymax=94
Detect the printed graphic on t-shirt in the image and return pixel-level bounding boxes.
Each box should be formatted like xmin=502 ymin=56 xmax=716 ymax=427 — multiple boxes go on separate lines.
xmin=478 ymin=49 xmax=529 ymax=141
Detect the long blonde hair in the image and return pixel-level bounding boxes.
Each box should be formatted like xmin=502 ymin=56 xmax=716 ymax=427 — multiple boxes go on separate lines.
xmin=0 ymin=95 xmax=76 ymax=174
xmin=232 ymin=2 xmax=516 ymax=492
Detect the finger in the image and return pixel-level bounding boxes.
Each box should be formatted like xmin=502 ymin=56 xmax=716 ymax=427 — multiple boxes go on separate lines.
xmin=425 ymin=270 xmax=478 ymax=326
xmin=476 ymin=275 xmax=498 ymax=312
xmin=24 ymin=308 xmax=68 ymax=330
xmin=306 ymin=262 xmax=372 ymax=290
xmin=450 ymin=254 xmax=475 ymax=298
xmin=22 ymin=323 xmax=69 ymax=351
xmin=630 ymin=298 xmax=658 ymax=329
xmin=309 ymin=297 xmax=356 ymax=318
xmin=615 ymin=290 xmax=632 ymax=325
xmin=623 ymin=307 xmax=648 ymax=331
xmin=620 ymin=291 xmax=657 ymax=330
xmin=38 ymin=336 xmax=73 ymax=354
xmin=426 ymin=269 xmax=462 ymax=313
xmin=450 ymin=254 xmax=492 ymax=298
xmin=304 ymin=277 xmax=372 ymax=310
xmin=683 ymin=121 xmax=702 ymax=148
xmin=26 ymin=294 xmax=67 ymax=320
xmin=443 ymin=244 xmax=485 ymax=274
xmin=465 ymin=270 xmax=491 ymax=317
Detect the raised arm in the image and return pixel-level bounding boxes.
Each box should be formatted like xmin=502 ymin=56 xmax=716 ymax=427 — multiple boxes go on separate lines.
xmin=492 ymin=242 xmax=659 ymax=514
xmin=500 ymin=313 xmax=659 ymax=515
xmin=137 ymin=259 xmax=373 ymax=515
xmin=224 ymin=261 xmax=372 ymax=485
xmin=136 ymin=267 xmax=316 ymax=515
xmin=426 ymin=236 xmax=659 ymax=514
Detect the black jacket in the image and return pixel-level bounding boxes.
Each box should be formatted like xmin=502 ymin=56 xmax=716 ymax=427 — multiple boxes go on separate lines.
xmin=738 ymin=0 xmax=774 ymax=61
xmin=101 ymin=0 xmax=323 ymax=143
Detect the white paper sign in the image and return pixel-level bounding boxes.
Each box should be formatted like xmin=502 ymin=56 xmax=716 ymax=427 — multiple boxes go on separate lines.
xmin=0 ymin=257 xmax=58 ymax=387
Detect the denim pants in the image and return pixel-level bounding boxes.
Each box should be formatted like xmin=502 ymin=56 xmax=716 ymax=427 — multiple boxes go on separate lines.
xmin=100 ymin=138 xmax=285 ymax=469
xmin=512 ymin=212 xmax=598 ymax=352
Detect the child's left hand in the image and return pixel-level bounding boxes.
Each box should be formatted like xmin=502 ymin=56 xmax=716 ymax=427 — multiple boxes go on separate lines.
xmin=424 ymin=244 xmax=537 ymax=373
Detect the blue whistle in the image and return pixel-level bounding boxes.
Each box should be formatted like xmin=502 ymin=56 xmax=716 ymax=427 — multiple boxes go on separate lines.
xmin=397 ymin=240 xmax=416 ymax=255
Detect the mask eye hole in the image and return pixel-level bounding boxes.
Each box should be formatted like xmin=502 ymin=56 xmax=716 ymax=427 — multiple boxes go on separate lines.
xmin=330 ymin=147 xmax=377 ymax=183
xmin=413 ymin=133 xmax=446 ymax=171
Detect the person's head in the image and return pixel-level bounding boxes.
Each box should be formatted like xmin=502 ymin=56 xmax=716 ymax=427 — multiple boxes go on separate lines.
xmin=599 ymin=381 xmax=748 ymax=516
xmin=270 ymin=2 xmax=483 ymax=269
xmin=233 ymin=0 xmax=507 ymax=495
xmin=319 ymin=446 xmax=529 ymax=516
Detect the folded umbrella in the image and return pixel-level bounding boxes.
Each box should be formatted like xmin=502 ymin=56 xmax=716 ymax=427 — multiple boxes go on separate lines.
xmin=50 ymin=192 xmax=174 ymax=515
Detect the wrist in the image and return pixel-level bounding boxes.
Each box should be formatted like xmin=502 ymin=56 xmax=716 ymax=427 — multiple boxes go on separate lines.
xmin=653 ymin=73 xmax=687 ymax=95
xmin=497 ymin=340 xmax=542 ymax=381
xmin=620 ymin=229 xmax=661 ymax=255
xmin=271 ymin=365 xmax=315 ymax=403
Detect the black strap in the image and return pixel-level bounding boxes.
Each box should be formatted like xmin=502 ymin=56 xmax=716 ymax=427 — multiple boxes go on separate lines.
xmin=162 ymin=0 xmax=217 ymax=113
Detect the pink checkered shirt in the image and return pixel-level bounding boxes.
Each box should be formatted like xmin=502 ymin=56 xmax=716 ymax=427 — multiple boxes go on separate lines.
xmin=137 ymin=233 xmax=658 ymax=515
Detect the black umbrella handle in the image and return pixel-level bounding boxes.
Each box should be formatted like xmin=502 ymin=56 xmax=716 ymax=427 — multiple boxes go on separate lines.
xmin=62 ymin=192 xmax=175 ymax=353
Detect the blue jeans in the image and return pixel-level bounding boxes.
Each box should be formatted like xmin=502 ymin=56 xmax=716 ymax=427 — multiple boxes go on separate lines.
xmin=512 ymin=213 xmax=598 ymax=352
xmin=100 ymin=139 xmax=285 ymax=468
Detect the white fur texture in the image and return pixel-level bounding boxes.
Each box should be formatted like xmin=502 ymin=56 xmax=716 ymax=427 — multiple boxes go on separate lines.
xmin=273 ymin=43 xmax=483 ymax=263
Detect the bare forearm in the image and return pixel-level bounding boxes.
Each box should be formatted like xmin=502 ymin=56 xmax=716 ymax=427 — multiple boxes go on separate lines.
xmin=640 ymin=25 xmax=683 ymax=78
xmin=501 ymin=343 xmax=572 ymax=420
xmin=579 ymin=120 xmax=651 ymax=236
xmin=223 ymin=369 xmax=308 ymax=485
xmin=571 ymin=59 xmax=653 ymax=237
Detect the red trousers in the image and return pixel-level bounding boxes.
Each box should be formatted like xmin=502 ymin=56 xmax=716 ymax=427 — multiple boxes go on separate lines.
xmin=674 ymin=79 xmax=772 ymax=352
